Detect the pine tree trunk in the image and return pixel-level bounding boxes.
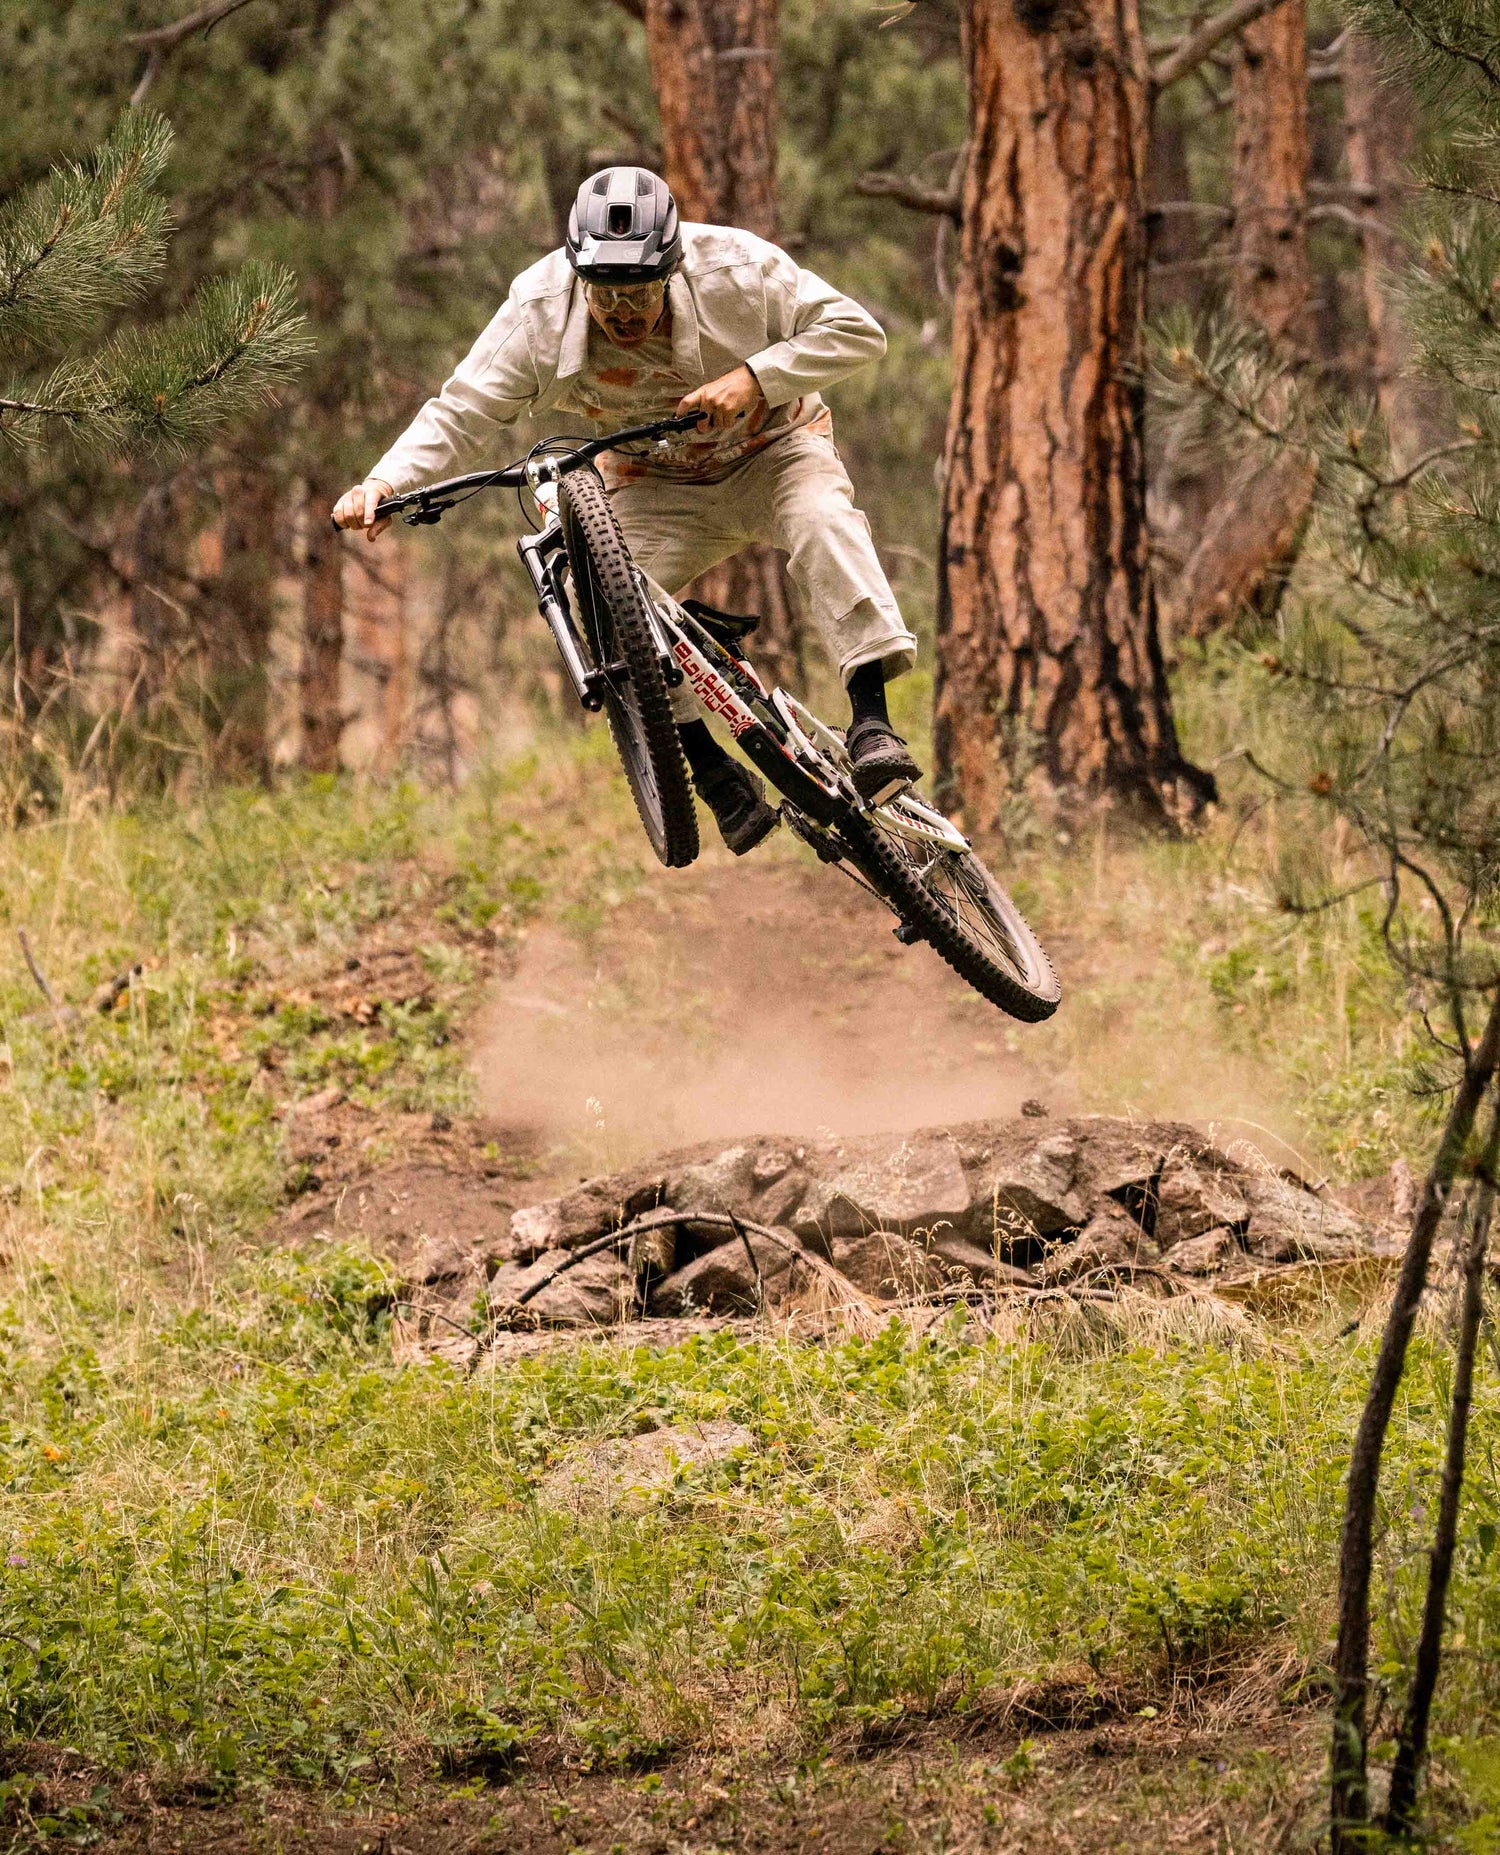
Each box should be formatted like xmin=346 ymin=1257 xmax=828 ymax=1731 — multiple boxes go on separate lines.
xmin=300 ymin=469 xmax=344 ymax=774
xmin=1231 ymin=0 xmax=1310 ymax=345
xmin=130 ymin=476 xmax=187 ymax=709
xmin=642 ymin=0 xmax=726 ymax=221
xmin=640 ymin=0 xmax=804 ymax=680
xmin=299 ymin=156 xmax=347 ymax=774
xmin=1168 ymin=0 xmax=1316 ymax=640
xmin=209 ymin=459 xmax=278 ymax=780
xmin=349 ymin=544 xmax=411 ymax=773
xmin=933 ymin=0 xmax=1209 ymax=830
xmin=1343 ymin=30 xmax=1417 ymax=450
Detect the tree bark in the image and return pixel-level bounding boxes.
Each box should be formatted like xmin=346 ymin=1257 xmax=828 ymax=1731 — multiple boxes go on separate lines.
xmin=1231 ymin=0 xmax=1310 ymax=346
xmin=208 ymin=457 xmax=278 ymax=780
xmin=300 ymin=467 xmax=344 ymax=773
xmin=1172 ymin=445 xmax=1318 ymax=639
xmin=130 ymin=476 xmax=187 ymax=709
xmin=349 ymin=543 xmax=411 ymax=774
xmin=640 ymin=0 xmax=805 ymax=681
xmin=933 ymin=0 xmax=1210 ymax=830
xmin=1168 ymin=0 xmax=1316 ymax=641
xmin=299 ymin=156 xmax=347 ymax=774
xmin=1385 ymin=1100 xmax=1500 ymax=1836
xmin=1343 ymin=29 xmax=1417 ymax=449
xmin=1330 ymin=987 xmax=1500 ymax=1851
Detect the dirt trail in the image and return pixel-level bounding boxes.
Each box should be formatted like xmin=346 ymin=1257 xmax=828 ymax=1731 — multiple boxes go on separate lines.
xmin=474 ymin=834 xmax=1311 ymax=1191
xmin=476 ymin=840 xmax=1040 ymax=1183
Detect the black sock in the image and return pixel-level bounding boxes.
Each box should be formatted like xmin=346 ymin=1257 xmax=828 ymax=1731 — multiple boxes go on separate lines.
xmin=677 ymin=720 xmax=732 ymax=781
xmin=847 ymin=661 xmax=891 ymax=730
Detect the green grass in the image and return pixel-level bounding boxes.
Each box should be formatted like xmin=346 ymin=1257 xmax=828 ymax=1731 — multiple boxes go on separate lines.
xmin=2 ymin=1257 xmax=1500 ymax=1823
xmin=0 ymin=739 xmax=657 ymax=1270
xmin=0 ymin=718 xmax=1494 ymax=1846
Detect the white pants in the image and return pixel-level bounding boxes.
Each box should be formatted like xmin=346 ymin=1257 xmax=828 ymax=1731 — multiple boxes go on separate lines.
xmin=608 ymin=428 xmax=917 ymax=698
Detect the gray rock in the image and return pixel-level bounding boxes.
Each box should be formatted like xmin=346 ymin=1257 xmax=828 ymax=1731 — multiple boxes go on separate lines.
xmin=1071 ymin=1119 xmax=1172 ymax=1200
xmin=411 ymin=1232 xmax=477 ymax=1286
xmin=506 ymin=1170 xmax=669 ymax=1262
xmin=964 ymin=1125 xmax=1089 ymax=1249
xmin=1240 ymin=1170 xmax=1368 ymax=1261
xmin=1154 ymin=1154 xmax=1251 ymax=1248
xmin=1037 ymin=1209 xmax=1150 ymax=1285
xmin=544 ymin=1421 xmax=755 ymax=1505
xmin=648 ymin=1229 xmax=806 ymax=1315
xmin=926 ymin=1229 xmax=1035 ymax=1287
xmin=785 ymin=1127 xmax=972 ymax=1248
xmin=489 ymin=1247 xmax=636 ymax=1326
xmin=830 ymin=1230 xmax=951 ymax=1299
xmin=751 ymin=1148 xmax=797 ymax=1189
xmin=668 ymin=1145 xmax=762 ymax=1216
xmin=1168 ymin=1227 xmax=1241 ymax=1275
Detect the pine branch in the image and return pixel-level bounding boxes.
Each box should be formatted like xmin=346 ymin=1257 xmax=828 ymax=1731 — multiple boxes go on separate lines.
xmin=0 ymin=263 xmax=310 ymax=455
xmin=0 ymin=113 xmax=173 ymax=361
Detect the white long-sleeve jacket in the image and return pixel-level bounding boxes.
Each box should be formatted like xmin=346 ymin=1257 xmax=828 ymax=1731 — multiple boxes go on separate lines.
xmin=368 ymin=223 xmax=887 ymax=494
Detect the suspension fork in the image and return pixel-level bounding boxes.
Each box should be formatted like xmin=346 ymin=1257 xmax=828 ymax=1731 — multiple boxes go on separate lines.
xmin=517 ymin=528 xmax=604 ymax=712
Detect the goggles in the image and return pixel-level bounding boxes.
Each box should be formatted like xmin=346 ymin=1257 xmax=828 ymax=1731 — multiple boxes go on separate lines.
xmin=585 ymin=279 xmax=667 ymax=314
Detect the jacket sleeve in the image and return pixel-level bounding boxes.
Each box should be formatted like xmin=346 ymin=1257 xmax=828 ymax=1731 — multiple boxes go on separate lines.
xmin=368 ymin=290 xmax=542 ymax=492
xmin=744 ymin=249 xmax=887 ymax=409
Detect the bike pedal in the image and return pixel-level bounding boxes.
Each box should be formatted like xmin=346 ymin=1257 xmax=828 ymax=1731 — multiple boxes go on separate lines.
xmin=865 ymin=775 xmax=914 ymax=808
xmin=893 ymin=921 xmax=923 ymax=946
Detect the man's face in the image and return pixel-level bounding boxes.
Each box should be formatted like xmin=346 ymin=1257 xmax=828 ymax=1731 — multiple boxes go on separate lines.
xmin=586 ymin=278 xmax=667 ymax=348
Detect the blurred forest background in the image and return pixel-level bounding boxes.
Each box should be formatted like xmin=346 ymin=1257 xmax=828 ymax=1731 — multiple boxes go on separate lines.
xmin=0 ymin=0 xmax=1420 ymax=805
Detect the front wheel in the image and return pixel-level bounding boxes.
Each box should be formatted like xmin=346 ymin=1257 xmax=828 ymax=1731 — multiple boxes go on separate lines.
xmin=558 ymin=467 xmax=699 ymax=869
xmin=837 ymin=804 xmax=1061 ymax=1022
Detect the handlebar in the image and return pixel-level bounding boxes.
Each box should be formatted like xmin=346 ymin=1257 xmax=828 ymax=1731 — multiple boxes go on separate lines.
xmin=333 ymin=412 xmax=706 ymax=534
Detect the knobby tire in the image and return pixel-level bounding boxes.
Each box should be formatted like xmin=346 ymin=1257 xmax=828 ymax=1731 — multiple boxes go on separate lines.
xmin=559 ymin=467 xmax=698 ymax=869
xmin=836 ymin=811 xmax=1061 ymax=1022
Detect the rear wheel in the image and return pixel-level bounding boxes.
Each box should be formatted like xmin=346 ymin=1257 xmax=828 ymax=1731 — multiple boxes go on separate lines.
xmin=838 ymin=806 xmax=1061 ymax=1022
xmin=559 ymin=467 xmax=698 ymax=868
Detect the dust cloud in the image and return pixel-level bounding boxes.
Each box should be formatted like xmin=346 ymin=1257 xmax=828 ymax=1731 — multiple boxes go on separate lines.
xmin=474 ymin=839 xmax=1313 ymax=1188
xmin=475 ymin=846 xmax=1039 ymax=1180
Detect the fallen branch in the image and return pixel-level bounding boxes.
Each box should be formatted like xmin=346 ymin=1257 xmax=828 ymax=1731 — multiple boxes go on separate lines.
xmin=16 ymin=928 xmax=67 ymax=1031
xmin=1151 ymin=0 xmax=1284 ymax=91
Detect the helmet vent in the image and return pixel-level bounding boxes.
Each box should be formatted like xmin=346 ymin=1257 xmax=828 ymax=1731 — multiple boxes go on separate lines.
xmin=607 ymin=203 xmax=634 ymax=235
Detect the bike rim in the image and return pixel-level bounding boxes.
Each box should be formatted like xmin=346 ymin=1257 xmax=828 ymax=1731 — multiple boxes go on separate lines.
xmin=876 ymin=825 xmax=1038 ymax=987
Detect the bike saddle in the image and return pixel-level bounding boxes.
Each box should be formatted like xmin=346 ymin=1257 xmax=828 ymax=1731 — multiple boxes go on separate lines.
xmin=680 ymin=598 xmax=760 ymax=645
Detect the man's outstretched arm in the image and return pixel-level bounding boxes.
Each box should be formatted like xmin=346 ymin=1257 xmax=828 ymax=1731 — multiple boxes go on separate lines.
xmin=334 ymin=288 xmax=543 ymax=535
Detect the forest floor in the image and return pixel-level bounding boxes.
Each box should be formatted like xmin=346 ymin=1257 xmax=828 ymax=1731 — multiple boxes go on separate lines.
xmin=0 ymin=724 xmax=1493 ymax=1852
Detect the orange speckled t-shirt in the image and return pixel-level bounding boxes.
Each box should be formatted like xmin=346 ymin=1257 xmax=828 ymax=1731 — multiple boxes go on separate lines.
xmin=557 ymin=306 xmax=829 ymax=487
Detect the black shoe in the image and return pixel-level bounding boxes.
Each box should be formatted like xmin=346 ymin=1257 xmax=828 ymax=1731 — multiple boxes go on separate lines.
xmin=694 ymin=759 xmax=780 ymax=855
xmin=846 ymin=716 xmax=921 ymax=805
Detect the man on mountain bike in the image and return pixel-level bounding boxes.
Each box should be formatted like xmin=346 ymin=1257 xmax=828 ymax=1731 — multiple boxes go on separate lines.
xmin=333 ymin=166 xmax=920 ymax=855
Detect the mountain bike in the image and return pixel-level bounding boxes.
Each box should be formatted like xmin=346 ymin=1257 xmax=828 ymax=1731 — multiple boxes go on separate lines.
xmin=358 ymin=414 xmax=1060 ymax=1022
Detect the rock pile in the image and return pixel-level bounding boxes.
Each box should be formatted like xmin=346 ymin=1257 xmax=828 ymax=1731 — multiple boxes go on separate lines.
xmin=482 ymin=1115 xmax=1375 ymax=1327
